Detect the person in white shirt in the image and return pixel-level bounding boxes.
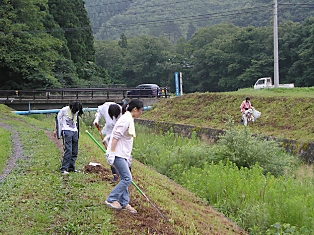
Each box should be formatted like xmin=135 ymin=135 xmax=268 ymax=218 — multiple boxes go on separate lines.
xmin=104 ymin=99 xmax=144 ymax=214
xmin=54 ymin=101 xmax=83 ymax=175
xmin=243 ymin=108 xmax=254 ymax=126
xmin=93 ymin=102 xmax=123 ymax=183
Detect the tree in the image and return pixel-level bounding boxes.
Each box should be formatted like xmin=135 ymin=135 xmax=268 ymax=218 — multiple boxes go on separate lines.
xmin=48 ymin=0 xmax=95 ymax=66
xmin=118 ymin=33 xmax=128 ymax=48
xmin=289 ymin=18 xmax=314 ymax=87
xmin=95 ymin=40 xmax=126 ymax=84
xmin=0 ymin=0 xmax=64 ymax=89
xmin=186 ymin=22 xmax=196 ymax=41
xmin=123 ymin=36 xmax=173 ymax=86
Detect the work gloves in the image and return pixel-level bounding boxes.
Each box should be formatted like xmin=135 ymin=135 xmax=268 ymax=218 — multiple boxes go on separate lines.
xmin=105 ymin=152 xmax=132 ymax=168
xmin=106 ymin=152 xmax=115 ymax=165
xmin=103 ymin=135 xmax=110 ymax=145
xmin=127 ymin=157 xmax=132 ymax=168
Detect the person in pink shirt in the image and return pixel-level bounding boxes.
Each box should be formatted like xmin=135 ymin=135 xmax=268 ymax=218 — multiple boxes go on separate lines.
xmin=240 ymin=97 xmax=253 ymax=125
xmin=240 ymin=97 xmax=252 ymax=114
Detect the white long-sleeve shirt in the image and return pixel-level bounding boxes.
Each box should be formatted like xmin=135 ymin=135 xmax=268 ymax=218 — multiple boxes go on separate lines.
xmin=106 ymin=112 xmax=133 ymax=161
xmin=56 ymin=106 xmax=78 ymax=138
xmin=94 ymin=102 xmax=122 ymax=136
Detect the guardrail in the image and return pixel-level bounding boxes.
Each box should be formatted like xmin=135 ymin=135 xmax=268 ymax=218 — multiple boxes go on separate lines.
xmin=0 ymin=87 xmax=170 ymax=101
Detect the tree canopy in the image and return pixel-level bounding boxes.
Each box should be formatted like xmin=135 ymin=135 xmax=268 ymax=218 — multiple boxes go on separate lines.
xmin=85 ymin=0 xmax=314 ymax=42
xmin=94 ymin=20 xmax=314 ymax=92
xmin=0 ymin=0 xmax=107 ymax=90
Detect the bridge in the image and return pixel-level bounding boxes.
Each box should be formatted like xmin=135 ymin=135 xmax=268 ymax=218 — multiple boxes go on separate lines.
xmin=0 ymin=87 xmax=169 ymax=111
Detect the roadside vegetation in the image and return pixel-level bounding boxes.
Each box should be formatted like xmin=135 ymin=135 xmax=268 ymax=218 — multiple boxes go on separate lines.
xmin=141 ymin=87 xmax=314 ymax=142
xmin=0 ymin=127 xmax=11 ymax=172
xmin=1 ymin=88 xmax=314 ymax=234
xmin=134 ymin=124 xmax=313 ymax=234
xmin=0 ymin=105 xmax=245 ymax=235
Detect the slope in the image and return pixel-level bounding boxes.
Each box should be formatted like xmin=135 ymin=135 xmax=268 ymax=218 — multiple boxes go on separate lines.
xmin=85 ymin=0 xmax=314 ymax=41
xmin=0 ymin=104 xmax=247 ymax=235
xmin=140 ymin=90 xmax=314 ymax=142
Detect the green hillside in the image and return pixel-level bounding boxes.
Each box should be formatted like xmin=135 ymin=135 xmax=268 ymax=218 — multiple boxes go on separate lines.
xmin=141 ymin=88 xmax=314 ymax=142
xmin=85 ymin=0 xmax=314 ymax=41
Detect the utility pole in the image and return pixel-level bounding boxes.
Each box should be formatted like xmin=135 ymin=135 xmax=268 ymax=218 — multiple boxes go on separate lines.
xmin=274 ymin=0 xmax=279 ymax=88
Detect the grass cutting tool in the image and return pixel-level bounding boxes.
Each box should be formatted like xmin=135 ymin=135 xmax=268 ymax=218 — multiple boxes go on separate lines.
xmin=94 ymin=123 xmax=107 ymax=149
xmin=85 ymin=130 xmax=169 ymax=222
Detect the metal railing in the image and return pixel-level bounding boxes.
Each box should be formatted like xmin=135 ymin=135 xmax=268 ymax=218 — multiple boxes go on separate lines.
xmin=0 ymin=87 xmax=170 ymax=101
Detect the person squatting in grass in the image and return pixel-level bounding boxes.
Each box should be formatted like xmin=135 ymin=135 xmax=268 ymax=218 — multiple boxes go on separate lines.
xmin=240 ymin=97 xmax=254 ymax=126
xmin=54 ymin=101 xmax=83 ymax=175
xmin=93 ymin=102 xmax=124 ymax=183
xmin=104 ymin=99 xmax=144 ymax=214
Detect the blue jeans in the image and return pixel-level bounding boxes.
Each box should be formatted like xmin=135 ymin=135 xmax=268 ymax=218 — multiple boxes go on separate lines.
xmin=60 ymin=130 xmax=78 ymax=172
xmin=106 ymin=157 xmax=132 ymax=207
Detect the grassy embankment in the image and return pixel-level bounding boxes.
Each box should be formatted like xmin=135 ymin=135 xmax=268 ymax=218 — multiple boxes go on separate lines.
xmin=0 ymin=87 xmax=313 ymax=234
xmin=0 ymin=127 xmax=11 ymax=171
xmin=135 ymin=87 xmax=314 ymax=234
xmin=142 ymin=87 xmax=314 ymax=142
xmin=0 ymin=104 xmax=245 ymax=235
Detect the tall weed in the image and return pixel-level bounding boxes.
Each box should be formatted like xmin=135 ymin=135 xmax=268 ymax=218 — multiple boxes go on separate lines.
xmin=133 ymin=124 xmax=313 ymax=234
xmin=211 ymin=120 xmax=298 ymax=176
xmin=179 ymin=162 xmax=314 ymax=234
xmin=134 ymin=125 xmax=212 ymax=179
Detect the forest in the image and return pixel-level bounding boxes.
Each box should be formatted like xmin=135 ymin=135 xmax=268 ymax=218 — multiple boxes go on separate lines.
xmin=85 ymin=0 xmax=314 ymax=41
xmin=1 ymin=0 xmax=314 ymax=92
xmin=95 ymin=19 xmax=314 ymax=92
xmin=0 ymin=0 xmax=108 ymax=89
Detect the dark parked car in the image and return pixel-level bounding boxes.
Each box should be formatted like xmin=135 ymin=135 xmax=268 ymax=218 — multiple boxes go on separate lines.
xmin=126 ymin=84 xmax=163 ymax=98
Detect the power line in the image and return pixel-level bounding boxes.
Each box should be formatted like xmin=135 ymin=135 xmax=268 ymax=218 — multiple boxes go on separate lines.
xmin=86 ymin=0 xmax=207 ymax=15
xmin=84 ymin=0 xmax=134 ymax=8
xmin=2 ymin=3 xmax=314 ymax=35
xmin=93 ymin=5 xmax=273 ymax=29
xmin=90 ymin=3 xmax=314 ymax=29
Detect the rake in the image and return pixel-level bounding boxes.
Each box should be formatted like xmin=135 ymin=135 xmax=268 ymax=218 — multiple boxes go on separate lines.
xmin=85 ymin=130 xmax=169 ymax=222
xmin=94 ymin=123 xmax=107 ymax=149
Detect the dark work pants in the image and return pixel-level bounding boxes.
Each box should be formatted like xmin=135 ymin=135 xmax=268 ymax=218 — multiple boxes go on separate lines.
xmin=60 ymin=130 xmax=78 ymax=172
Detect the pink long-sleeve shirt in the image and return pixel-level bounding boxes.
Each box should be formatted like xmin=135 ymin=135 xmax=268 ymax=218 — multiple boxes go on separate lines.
xmin=240 ymin=100 xmax=252 ymax=114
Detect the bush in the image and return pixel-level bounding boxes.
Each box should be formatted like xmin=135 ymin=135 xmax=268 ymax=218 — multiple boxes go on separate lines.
xmin=210 ymin=122 xmax=298 ymax=176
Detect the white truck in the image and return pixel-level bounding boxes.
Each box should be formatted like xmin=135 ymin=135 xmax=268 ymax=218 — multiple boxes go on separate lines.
xmin=254 ymin=77 xmax=294 ymax=89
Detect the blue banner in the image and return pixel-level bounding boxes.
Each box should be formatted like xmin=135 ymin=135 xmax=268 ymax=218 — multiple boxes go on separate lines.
xmin=174 ymin=72 xmax=179 ymax=96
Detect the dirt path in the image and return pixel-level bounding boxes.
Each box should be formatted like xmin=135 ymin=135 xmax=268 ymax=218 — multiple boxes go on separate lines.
xmin=0 ymin=123 xmax=27 ymax=182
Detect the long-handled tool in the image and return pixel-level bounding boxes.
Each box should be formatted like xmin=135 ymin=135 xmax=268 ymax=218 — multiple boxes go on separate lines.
xmin=85 ymin=130 xmax=169 ymax=222
xmin=131 ymin=179 xmax=168 ymax=221
xmin=94 ymin=123 xmax=107 ymax=149
xmin=94 ymin=124 xmax=118 ymax=181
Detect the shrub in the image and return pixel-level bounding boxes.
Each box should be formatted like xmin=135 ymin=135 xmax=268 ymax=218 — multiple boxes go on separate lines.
xmin=210 ymin=121 xmax=298 ymax=176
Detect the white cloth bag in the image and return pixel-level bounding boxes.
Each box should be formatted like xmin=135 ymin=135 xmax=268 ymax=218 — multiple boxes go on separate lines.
xmin=252 ymin=108 xmax=261 ymax=119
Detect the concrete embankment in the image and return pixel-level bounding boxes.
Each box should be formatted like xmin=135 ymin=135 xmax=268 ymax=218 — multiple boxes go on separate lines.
xmin=136 ymin=119 xmax=314 ymax=164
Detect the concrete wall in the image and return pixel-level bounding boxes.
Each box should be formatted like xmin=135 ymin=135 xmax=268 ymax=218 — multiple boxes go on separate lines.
xmin=135 ymin=119 xmax=314 ymax=164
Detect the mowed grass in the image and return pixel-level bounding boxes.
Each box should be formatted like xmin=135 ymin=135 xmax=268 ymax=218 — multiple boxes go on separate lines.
xmin=141 ymin=87 xmax=314 ymax=142
xmin=0 ymin=105 xmax=245 ymax=235
xmin=0 ymin=127 xmax=11 ymax=172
